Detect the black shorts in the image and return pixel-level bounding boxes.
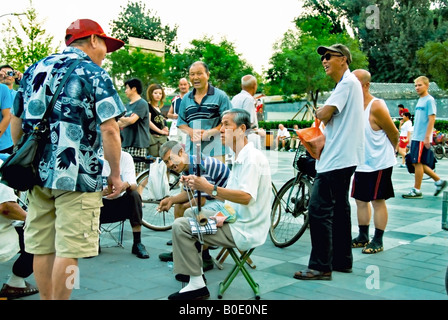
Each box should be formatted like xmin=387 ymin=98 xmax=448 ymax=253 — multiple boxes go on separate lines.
xmin=351 ymin=167 xmax=394 ymax=202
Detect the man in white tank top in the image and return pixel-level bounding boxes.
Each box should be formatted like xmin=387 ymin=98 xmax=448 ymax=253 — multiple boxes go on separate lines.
xmin=351 ymin=69 xmax=399 ymax=254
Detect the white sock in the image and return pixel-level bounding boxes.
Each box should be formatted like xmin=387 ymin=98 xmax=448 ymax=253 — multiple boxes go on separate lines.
xmin=179 ymin=275 xmax=205 ymax=293
xmin=7 ymin=274 xmax=26 ymax=288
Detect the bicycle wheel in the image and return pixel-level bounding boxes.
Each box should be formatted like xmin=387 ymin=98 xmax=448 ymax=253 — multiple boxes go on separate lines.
xmin=270 ymin=175 xmax=312 ymax=248
xmin=433 ymin=145 xmax=445 ymax=160
xmin=137 ymin=170 xmax=181 ymax=231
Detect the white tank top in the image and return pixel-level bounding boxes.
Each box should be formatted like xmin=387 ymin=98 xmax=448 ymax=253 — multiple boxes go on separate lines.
xmin=356 ymin=98 xmax=397 ymax=172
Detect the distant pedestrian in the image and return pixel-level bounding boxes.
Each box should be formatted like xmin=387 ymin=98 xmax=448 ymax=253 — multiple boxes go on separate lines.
xmin=351 ymin=69 xmax=399 ymax=254
xmin=397 ymin=112 xmax=413 ymax=167
xmin=402 ymin=76 xmax=446 ymax=198
xmin=275 ymin=124 xmax=290 ymax=151
xmin=118 ymin=78 xmax=151 ymax=175
xmin=168 ymin=78 xmax=190 ymax=145
xmin=231 ymin=75 xmax=266 ymax=150
xmin=147 ymin=83 xmax=169 ymax=158
xmin=294 ymin=44 xmax=364 ymax=280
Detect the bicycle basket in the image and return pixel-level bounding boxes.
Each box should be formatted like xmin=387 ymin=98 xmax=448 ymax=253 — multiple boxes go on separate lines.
xmin=294 ymin=148 xmax=317 ymax=178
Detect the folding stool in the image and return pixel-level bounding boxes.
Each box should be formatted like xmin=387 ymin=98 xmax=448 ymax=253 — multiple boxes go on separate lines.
xmin=217 ymin=248 xmax=260 ymax=300
xmin=99 ymin=220 xmax=125 ymax=248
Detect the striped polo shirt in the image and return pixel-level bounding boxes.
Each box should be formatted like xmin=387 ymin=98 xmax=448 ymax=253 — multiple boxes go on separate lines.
xmin=186 ymin=155 xmax=230 ymax=200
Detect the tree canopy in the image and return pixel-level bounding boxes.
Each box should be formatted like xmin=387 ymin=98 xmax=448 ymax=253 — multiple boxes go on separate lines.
xmin=0 ymin=3 xmax=56 ymax=72
xmin=305 ymin=0 xmax=448 ymax=83
xmin=266 ymin=13 xmax=368 ymax=107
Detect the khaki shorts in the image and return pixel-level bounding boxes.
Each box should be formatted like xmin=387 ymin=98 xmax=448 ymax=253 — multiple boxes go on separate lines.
xmin=24 ymin=186 xmax=102 ymax=259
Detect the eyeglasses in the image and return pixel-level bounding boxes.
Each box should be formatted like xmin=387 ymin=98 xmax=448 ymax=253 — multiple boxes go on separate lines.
xmin=321 ymin=53 xmax=344 ymax=62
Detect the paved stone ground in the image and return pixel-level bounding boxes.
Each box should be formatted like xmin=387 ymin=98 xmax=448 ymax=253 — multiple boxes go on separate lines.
xmin=1 ymin=150 xmax=447 ymax=302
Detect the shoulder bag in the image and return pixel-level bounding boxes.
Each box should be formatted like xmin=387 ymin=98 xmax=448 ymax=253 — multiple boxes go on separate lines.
xmin=297 ymin=117 xmax=326 ymax=160
xmin=0 ymin=59 xmax=81 ymax=191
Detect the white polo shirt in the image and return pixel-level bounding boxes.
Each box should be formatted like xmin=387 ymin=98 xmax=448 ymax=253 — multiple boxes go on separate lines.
xmin=227 ymin=142 xmax=272 ymax=251
xmin=316 ymin=69 xmax=365 ymax=173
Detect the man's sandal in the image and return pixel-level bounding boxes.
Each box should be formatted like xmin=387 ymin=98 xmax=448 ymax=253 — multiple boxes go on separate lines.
xmin=362 ymin=242 xmax=383 ymax=254
xmin=293 ymin=268 xmax=332 ymax=281
xmin=352 ymin=238 xmax=370 ymax=248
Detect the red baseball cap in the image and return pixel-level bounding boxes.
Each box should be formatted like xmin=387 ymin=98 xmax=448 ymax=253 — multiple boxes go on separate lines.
xmin=65 ymin=19 xmax=125 ymax=53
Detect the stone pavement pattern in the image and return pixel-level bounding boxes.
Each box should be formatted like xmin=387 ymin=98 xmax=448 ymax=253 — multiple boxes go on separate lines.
xmin=1 ymin=150 xmax=447 ymax=300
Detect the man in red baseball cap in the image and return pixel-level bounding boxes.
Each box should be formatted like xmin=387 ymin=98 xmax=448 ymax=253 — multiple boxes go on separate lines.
xmin=10 ymin=18 xmax=126 ymax=299
xmin=65 ymin=19 xmax=124 ymax=54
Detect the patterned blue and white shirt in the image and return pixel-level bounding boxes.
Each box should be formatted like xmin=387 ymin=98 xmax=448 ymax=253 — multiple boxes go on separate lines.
xmin=12 ymin=47 xmax=126 ymax=192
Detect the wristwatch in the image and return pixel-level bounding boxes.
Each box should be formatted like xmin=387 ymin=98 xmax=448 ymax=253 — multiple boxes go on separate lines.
xmin=212 ymin=185 xmax=218 ymax=197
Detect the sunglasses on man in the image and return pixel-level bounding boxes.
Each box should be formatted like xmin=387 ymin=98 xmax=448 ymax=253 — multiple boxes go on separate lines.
xmin=320 ymin=53 xmax=344 ymax=62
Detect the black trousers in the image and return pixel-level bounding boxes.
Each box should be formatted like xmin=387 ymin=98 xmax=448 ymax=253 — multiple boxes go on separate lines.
xmin=13 ymin=225 xmax=34 ymax=278
xmin=100 ymin=190 xmax=143 ymax=227
xmin=307 ymin=166 xmax=356 ymax=272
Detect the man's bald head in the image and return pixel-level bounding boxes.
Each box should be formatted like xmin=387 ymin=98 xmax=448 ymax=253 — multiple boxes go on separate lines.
xmin=353 ymin=69 xmax=371 ymax=85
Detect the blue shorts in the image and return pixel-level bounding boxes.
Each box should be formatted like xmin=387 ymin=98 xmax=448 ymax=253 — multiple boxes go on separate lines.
xmin=409 ymin=140 xmax=436 ymax=167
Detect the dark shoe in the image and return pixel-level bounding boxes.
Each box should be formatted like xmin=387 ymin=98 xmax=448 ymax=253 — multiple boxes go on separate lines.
xmin=293 ymin=268 xmax=332 ymax=280
xmin=175 ymin=274 xmax=207 ymax=284
xmin=168 ymin=286 xmax=210 ymax=300
xmin=132 ymin=243 xmax=149 ymax=259
xmin=362 ymin=241 xmax=383 ymax=254
xmin=352 ymin=237 xmax=370 ymax=248
xmin=203 ymin=258 xmax=214 ymax=272
xmin=333 ymin=267 xmax=353 ymax=273
xmin=159 ymin=252 xmax=173 ymax=262
xmin=166 ymin=239 xmax=173 ymax=246
xmin=0 ymin=282 xmax=39 ymax=299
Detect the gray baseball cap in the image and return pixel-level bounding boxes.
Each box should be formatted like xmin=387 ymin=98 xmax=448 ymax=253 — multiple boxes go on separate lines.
xmin=317 ymin=44 xmax=352 ymax=65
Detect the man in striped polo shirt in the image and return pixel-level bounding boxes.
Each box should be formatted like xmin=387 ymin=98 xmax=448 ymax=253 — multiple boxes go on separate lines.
xmin=157 ymin=140 xmax=230 ymax=270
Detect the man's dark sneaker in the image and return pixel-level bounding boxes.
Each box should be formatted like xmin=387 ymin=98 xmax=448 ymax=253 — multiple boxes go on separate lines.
xmin=132 ymin=243 xmax=149 ymax=259
xmin=203 ymin=257 xmax=214 ymax=272
xmin=159 ymin=252 xmax=173 ymax=262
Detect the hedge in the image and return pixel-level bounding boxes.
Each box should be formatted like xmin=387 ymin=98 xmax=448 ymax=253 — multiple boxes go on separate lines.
xmin=168 ymin=119 xmax=448 ymax=133
xmin=258 ymin=120 xmax=448 ymax=133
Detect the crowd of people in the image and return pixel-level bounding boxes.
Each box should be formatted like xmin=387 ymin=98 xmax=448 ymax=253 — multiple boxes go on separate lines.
xmin=0 ymin=18 xmax=446 ymax=300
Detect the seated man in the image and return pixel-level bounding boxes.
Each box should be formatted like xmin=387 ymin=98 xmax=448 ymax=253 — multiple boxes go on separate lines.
xmin=289 ymin=124 xmax=300 ymax=152
xmin=0 ymin=159 xmax=38 ymax=299
xmin=168 ymin=108 xmax=272 ymax=300
xmin=157 ymin=140 xmax=230 ymax=268
xmin=275 ymin=123 xmax=291 ymax=151
xmin=100 ymin=150 xmax=149 ymax=259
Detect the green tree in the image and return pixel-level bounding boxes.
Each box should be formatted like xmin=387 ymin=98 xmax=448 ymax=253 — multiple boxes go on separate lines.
xmin=0 ymin=1 xmax=55 ymax=71
xmin=105 ymin=47 xmax=166 ymax=99
xmin=417 ymin=40 xmax=448 ymax=90
xmin=109 ymin=0 xmax=179 ymax=56
xmin=311 ymin=0 xmax=448 ymax=83
xmin=165 ymin=37 xmax=257 ymax=97
xmin=266 ymin=14 xmax=368 ymax=108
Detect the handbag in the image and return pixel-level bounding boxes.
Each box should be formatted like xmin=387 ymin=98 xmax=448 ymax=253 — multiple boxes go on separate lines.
xmin=297 ymin=118 xmax=325 ymax=160
xmin=0 ymin=59 xmax=81 ymax=191
xmin=143 ymin=158 xmax=170 ymax=200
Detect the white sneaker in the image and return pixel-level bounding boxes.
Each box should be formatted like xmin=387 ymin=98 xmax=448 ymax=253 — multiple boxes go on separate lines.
xmin=434 ymin=180 xmax=447 ymax=196
xmin=402 ymin=188 xmax=423 ymax=199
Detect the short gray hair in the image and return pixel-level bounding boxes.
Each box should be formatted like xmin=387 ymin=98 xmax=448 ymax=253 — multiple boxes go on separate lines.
xmin=222 ymin=108 xmax=251 ymax=130
xmin=159 ymin=140 xmax=183 ymax=158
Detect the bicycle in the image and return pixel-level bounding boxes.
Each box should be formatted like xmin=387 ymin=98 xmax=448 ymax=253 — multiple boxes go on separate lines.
xmin=134 ymin=156 xmax=181 ymax=231
xmin=270 ymin=147 xmax=314 ymax=248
